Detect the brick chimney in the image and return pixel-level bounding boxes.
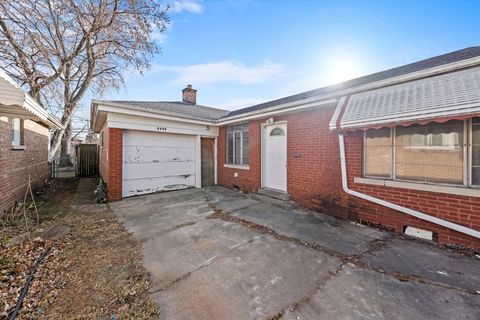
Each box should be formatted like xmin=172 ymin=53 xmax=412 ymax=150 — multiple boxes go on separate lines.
xmin=182 ymin=84 xmax=197 ymax=104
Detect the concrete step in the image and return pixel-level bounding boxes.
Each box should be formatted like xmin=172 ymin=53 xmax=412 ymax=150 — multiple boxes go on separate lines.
xmin=256 ymin=188 xmax=290 ymax=201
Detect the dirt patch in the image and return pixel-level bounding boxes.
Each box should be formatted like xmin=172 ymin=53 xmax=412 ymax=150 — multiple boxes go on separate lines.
xmin=1 ymin=179 xmax=158 ymax=319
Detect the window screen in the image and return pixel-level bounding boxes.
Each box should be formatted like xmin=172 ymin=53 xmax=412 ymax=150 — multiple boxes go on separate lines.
xmin=395 ymin=121 xmax=464 ymax=184
xmin=364 ymin=128 xmax=392 ymax=178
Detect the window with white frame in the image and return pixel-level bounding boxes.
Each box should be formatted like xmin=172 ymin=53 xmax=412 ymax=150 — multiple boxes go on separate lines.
xmin=363 ymin=119 xmax=480 ymax=187
xmin=12 ymin=118 xmax=25 ymax=147
xmin=473 ymin=118 xmax=480 ymax=185
xmin=227 ymin=123 xmax=249 ymax=165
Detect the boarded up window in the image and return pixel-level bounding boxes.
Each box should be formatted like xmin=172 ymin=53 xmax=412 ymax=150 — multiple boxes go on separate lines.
xmin=364 ymin=128 xmax=392 ymax=178
xmin=395 ymin=120 xmax=464 ymax=184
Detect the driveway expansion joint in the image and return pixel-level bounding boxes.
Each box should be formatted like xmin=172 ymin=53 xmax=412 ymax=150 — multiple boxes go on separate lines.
xmin=141 ymin=219 xmax=207 ymax=243
xmin=205 ymin=195 xmax=479 ymax=295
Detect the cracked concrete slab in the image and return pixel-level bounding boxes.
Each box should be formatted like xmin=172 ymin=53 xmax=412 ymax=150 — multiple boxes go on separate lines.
xmin=143 ymin=219 xmax=263 ymax=291
xmin=284 ymin=264 xmax=480 ymax=320
xmin=204 ymin=186 xmax=261 ymax=212
xmin=229 ymin=200 xmax=388 ymax=256
xmin=110 ymin=188 xmax=213 ymax=241
xmin=361 ymin=238 xmax=480 ymax=292
xmin=153 ymin=235 xmax=341 ymax=320
xmin=110 ymin=187 xmax=480 ymax=320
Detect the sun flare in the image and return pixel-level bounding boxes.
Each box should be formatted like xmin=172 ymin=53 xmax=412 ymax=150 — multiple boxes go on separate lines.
xmin=322 ymin=54 xmax=366 ymax=85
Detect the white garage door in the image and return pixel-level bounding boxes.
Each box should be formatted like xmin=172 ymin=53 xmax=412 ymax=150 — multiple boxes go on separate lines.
xmin=122 ymin=130 xmax=196 ymax=197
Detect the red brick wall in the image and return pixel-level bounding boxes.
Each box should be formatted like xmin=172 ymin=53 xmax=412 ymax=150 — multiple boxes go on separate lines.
xmin=0 ymin=117 xmax=51 ymax=215
xmin=217 ymin=122 xmax=262 ymax=191
xmin=217 ymin=105 xmax=347 ymax=216
xmin=106 ymin=128 xmax=122 ymax=201
xmin=217 ymin=107 xmax=480 ymax=248
xmin=344 ymin=131 xmax=480 ymax=248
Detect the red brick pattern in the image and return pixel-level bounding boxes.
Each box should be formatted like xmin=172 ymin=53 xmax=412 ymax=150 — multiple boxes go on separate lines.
xmin=0 ymin=118 xmax=51 ymax=215
xmin=217 ymin=122 xmax=261 ymax=191
xmin=217 ymin=107 xmax=480 ymax=248
xmin=344 ymin=131 xmax=480 ymax=248
xmin=218 ymin=107 xmax=347 ymax=216
xmin=107 ymin=128 xmax=123 ymax=201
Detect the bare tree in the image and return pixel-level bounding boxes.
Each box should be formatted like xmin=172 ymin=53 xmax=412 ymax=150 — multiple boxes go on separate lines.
xmin=0 ymin=0 xmax=169 ymax=161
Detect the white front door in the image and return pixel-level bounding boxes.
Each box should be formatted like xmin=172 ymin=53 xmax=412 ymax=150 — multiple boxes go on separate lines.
xmin=264 ymin=123 xmax=287 ymax=192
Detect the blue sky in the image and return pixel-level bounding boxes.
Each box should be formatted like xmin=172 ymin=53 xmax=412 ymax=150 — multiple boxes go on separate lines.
xmin=79 ymin=0 xmax=480 ymax=121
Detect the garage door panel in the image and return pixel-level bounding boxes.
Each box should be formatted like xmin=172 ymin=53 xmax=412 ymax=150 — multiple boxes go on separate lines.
xmin=122 ymin=130 xmax=197 ymax=197
xmin=123 ymin=161 xmax=195 ymax=180
xmin=123 ymin=146 xmax=194 ymax=163
xmin=123 ymin=131 xmax=193 ymax=147
xmin=123 ymin=175 xmax=196 ymax=197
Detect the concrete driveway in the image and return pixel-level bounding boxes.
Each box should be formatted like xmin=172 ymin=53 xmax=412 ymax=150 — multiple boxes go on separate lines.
xmin=110 ymin=186 xmax=480 ymax=320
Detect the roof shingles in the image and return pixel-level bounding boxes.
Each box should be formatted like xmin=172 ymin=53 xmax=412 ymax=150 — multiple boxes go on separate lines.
xmin=99 ymin=47 xmax=480 ymax=122
xmin=104 ymin=100 xmax=229 ymax=121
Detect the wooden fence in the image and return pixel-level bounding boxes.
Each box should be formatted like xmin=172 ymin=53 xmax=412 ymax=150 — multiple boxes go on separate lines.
xmin=75 ymin=144 xmax=99 ymax=177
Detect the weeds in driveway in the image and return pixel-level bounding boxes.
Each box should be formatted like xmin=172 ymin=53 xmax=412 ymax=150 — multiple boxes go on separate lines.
xmin=0 ymin=178 xmax=158 ymax=319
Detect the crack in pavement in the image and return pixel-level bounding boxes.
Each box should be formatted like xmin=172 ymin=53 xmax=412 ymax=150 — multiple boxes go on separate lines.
xmin=148 ymin=237 xmax=258 ymax=294
xmin=140 ymin=219 xmax=208 ymax=243
xmin=265 ymin=261 xmax=348 ymax=320
xmin=203 ymin=192 xmax=479 ymax=296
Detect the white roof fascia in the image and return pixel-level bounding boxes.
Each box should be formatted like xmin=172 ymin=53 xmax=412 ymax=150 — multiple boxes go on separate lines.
xmin=94 ymin=102 xmax=217 ymax=125
xmin=218 ymin=98 xmax=338 ymax=125
xmin=91 ymin=56 xmax=480 ymax=130
xmin=0 ymin=69 xmax=62 ymax=129
xmin=223 ymin=56 xmax=480 ymax=125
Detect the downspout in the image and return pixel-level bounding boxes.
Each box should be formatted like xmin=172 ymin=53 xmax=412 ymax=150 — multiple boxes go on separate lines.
xmin=338 ymin=133 xmax=480 ymax=240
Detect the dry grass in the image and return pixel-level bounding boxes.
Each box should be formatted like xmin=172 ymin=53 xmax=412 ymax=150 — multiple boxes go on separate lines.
xmin=1 ymin=179 xmax=158 ymax=319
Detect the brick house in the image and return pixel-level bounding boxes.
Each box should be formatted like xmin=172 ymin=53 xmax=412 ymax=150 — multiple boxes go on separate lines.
xmin=0 ymin=69 xmax=62 ymax=215
xmin=90 ymin=47 xmax=480 ymax=248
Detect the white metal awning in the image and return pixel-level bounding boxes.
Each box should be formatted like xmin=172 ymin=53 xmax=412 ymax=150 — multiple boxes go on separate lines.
xmin=0 ymin=69 xmax=62 ymax=129
xmin=335 ymin=66 xmax=480 ymax=130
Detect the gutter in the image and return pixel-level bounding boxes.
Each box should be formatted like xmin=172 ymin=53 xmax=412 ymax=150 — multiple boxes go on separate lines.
xmin=338 ymin=133 xmax=480 ymax=240
xmin=91 ymin=57 xmax=480 ymax=130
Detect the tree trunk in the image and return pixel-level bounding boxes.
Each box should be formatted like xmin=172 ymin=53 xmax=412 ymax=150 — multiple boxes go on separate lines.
xmin=59 ymin=120 xmax=72 ymax=167
xmin=49 ymin=103 xmax=76 ymax=160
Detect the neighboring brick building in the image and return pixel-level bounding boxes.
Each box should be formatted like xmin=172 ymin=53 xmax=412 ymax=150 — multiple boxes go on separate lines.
xmin=91 ymin=47 xmax=480 ymax=248
xmin=0 ymin=69 xmax=62 ymax=215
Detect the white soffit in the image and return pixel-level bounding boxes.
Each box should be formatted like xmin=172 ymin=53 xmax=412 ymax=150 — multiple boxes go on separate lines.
xmin=0 ymin=69 xmax=62 ymax=128
xmin=339 ymin=66 xmax=480 ymax=129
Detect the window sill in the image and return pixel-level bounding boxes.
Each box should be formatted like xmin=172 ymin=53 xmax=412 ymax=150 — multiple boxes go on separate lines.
xmin=224 ymin=164 xmax=250 ymax=170
xmin=11 ymin=145 xmax=26 ymax=150
xmin=354 ymin=177 xmax=480 ymax=198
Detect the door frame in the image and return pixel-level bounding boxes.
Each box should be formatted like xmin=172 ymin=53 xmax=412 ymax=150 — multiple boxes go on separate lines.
xmin=196 ymin=135 xmax=218 ymax=188
xmin=200 ymin=137 xmax=216 ymax=187
xmin=261 ymin=120 xmax=288 ymax=191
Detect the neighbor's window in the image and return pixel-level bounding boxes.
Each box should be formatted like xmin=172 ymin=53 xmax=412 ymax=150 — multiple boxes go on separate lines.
xmin=227 ymin=123 xmax=249 ymax=165
xmin=12 ymin=118 xmax=24 ymax=147
xmin=363 ymin=120 xmax=471 ymax=186
xmin=473 ymin=118 xmax=480 ymax=185
xmin=364 ymin=128 xmax=392 ymax=178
